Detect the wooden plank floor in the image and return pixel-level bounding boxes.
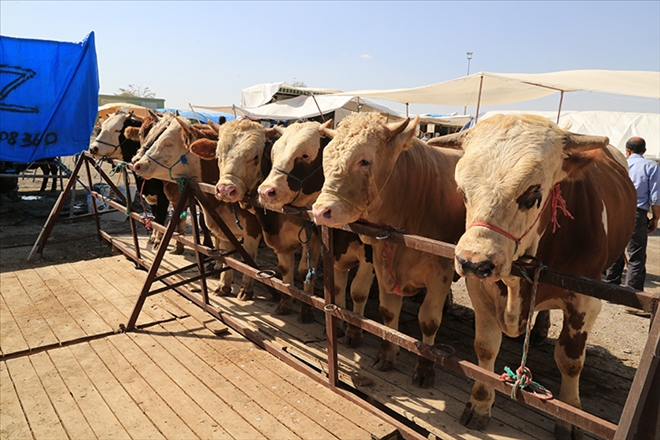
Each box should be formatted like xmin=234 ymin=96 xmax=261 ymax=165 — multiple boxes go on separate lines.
xmin=0 ymin=255 xmax=397 ymax=440
xmin=97 ymin=231 xmax=643 ymax=440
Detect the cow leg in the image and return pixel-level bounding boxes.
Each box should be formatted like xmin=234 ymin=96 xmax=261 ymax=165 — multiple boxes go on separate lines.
xmin=169 ymin=213 xmax=187 ymax=255
xmin=236 ymin=235 xmax=259 ymax=301
xmin=554 ymin=295 xmax=601 ymax=440
xmin=213 ymin=239 xmax=234 ymax=297
xmin=274 ymin=252 xmax=296 ymax=316
xmin=530 ymin=309 xmax=551 ymax=346
xmin=374 ymin=281 xmax=403 ymax=372
xmin=412 ymin=263 xmax=454 ymax=388
xmin=461 ymin=278 xmax=502 ymax=430
xmin=297 ymin=239 xmax=321 ymax=323
xmin=344 ymin=260 xmax=375 ymax=348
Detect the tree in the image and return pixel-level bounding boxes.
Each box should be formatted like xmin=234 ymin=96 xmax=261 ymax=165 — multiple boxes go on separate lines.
xmin=115 ymin=84 xmax=156 ymax=98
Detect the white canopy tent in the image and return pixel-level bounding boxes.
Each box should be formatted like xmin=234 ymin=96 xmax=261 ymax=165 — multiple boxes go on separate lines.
xmin=240 ymin=82 xmax=342 ymax=108
xmin=481 ymin=110 xmax=660 ymax=159
xmin=335 ymin=70 xmax=660 ymax=122
xmin=237 ymin=94 xmax=405 ymax=123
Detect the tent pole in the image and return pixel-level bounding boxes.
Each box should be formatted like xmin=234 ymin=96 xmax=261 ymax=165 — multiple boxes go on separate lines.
xmin=188 ymin=103 xmax=202 ymax=123
xmin=474 ymin=75 xmax=484 ymax=124
xmin=405 ymin=103 xmax=409 ymax=117
xmin=557 ymin=91 xmax=564 ymax=124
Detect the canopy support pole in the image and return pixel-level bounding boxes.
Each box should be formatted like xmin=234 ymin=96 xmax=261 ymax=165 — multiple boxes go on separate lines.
xmin=474 ymin=75 xmax=484 ymax=124
xmin=557 ymin=91 xmax=564 ymax=124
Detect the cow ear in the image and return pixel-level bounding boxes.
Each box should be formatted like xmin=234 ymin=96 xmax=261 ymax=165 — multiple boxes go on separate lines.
xmin=428 ymin=131 xmax=466 ymax=150
xmin=562 ymin=133 xmax=610 ymax=179
xmin=388 ymin=116 xmax=418 ymax=151
xmin=189 ymin=138 xmax=217 ymax=160
xmin=207 ymin=119 xmax=220 ymax=133
xmin=148 ymin=109 xmax=160 ymax=122
xmin=124 ymin=126 xmax=140 ymax=141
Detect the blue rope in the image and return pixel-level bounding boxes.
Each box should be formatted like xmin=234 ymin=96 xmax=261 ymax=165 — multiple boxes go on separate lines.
xmin=298 ymin=221 xmax=316 ymax=284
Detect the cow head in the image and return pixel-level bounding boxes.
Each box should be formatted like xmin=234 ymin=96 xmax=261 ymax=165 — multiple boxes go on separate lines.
xmin=257 ymin=120 xmax=332 ymax=209
xmin=443 ymin=114 xmax=609 ymax=282
xmin=89 ymin=110 xmax=143 ymax=159
xmin=132 ymin=115 xmax=213 ymax=181
xmin=311 ymin=113 xmax=418 ymax=228
xmin=210 ymin=119 xmax=276 ymax=203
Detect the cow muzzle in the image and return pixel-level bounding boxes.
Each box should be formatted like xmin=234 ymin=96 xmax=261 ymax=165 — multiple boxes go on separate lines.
xmin=455 ymin=255 xmax=497 ymax=279
xmin=216 ymin=183 xmax=241 ymax=203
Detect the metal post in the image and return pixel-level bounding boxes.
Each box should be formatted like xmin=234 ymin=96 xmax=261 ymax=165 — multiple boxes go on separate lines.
xmin=322 ymin=225 xmax=338 ymax=387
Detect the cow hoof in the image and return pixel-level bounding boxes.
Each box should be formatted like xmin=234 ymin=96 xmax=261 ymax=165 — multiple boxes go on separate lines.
xmin=297 ymin=304 xmax=315 ymax=323
xmin=459 ymin=403 xmax=491 ymax=429
xmin=237 ymin=289 xmax=253 ymax=301
xmin=169 ymin=242 xmax=185 ymax=255
xmin=213 ymin=285 xmax=233 ymax=297
xmin=555 ymin=422 xmax=583 ymax=440
xmin=343 ymin=325 xmax=363 ymax=348
xmin=412 ymin=358 xmax=435 ymax=388
xmin=373 ymin=357 xmax=394 ymax=372
xmin=273 ymin=304 xmax=292 ymax=316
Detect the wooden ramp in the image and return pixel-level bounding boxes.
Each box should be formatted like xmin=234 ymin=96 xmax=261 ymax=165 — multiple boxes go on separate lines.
xmin=0 ymin=256 xmax=397 ymax=440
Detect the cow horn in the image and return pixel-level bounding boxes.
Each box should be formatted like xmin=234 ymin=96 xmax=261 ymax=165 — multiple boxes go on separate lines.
xmin=322 ymin=126 xmax=337 ymax=139
xmin=564 ymin=132 xmax=610 ymax=153
xmin=428 ymin=131 xmax=467 ymax=150
xmin=273 ymin=125 xmax=286 ymax=135
xmin=148 ymin=109 xmax=160 ymax=122
xmin=386 ymin=117 xmax=410 ymax=138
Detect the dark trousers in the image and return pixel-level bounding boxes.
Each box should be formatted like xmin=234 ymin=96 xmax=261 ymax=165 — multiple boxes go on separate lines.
xmin=605 ymin=208 xmax=649 ymax=290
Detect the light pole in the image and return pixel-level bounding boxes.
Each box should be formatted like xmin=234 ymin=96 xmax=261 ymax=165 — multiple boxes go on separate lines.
xmin=464 ymin=52 xmax=473 ymax=115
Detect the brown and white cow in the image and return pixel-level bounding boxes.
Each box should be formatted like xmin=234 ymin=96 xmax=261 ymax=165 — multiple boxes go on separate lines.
xmin=189 ymin=119 xmax=321 ymax=323
xmin=257 ymin=121 xmax=376 ymax=346
xmin=89 ymin=110 xmax=174 ymax=249
xmin=132 ymin=116 xmax=263 ymax=300
xmin=435 ymin=114 xmax=636 ymax=440
xmin=311 ymin=112 xmax=466 ymax=387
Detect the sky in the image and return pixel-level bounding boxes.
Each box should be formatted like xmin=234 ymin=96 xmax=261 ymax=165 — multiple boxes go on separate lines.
xmin=2 ymin=1 xmax=659 ymax=116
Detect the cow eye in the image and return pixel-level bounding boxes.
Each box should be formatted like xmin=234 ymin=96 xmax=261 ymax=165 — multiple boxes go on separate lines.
xmin=253 ymin=154 xmax=259 ymax=165
xmin=358 ymin=159 xmax=371 ymax=167
xmin=302 ymin=153 xmax=309 ymax=160
xmin=517 ymin=185 xmax=542 ymax=211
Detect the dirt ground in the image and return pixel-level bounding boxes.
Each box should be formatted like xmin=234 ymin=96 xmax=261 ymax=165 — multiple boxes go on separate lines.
xmin=1 ymin=156 xmax=658 ymax=372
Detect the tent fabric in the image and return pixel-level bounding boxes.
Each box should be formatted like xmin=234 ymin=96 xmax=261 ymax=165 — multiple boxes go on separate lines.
xmin=240 ymin=82 xmax=342 ymax=108
xmin=98 ymin=103 xmax=152 ymax=120
xmin=481 ymin=110 xmax=660 ymax=159
xmin=237 ymin=94 xmax=405 ymax=121
xmin=334 ymin=70 xmax=660 ymax=107
xmin=157 ymin=108 xmax=236 ymax=124
xmin=191 ymin=104 xmax=247 ymax=117
xmin=0 ymin=32 xmax=99 ymax=162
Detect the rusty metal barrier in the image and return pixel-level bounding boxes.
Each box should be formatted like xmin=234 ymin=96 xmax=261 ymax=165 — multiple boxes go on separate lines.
xmin=33 ymin=152 xmax=660 ymax=440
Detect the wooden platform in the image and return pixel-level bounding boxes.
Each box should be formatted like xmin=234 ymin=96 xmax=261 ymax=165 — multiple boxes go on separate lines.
xmin=89 ymin=231 xmax=643 ymax=440
xmin=0 ymin=255 xmax=397 ymax=440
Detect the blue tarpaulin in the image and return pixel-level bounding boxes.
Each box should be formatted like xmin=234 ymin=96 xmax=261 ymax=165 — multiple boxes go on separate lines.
xmin=0 ymin=32 xmax=99 ymax=162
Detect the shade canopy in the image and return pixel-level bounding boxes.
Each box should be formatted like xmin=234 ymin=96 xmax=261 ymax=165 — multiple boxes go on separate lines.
xmin=334 ymin=70 xmax=660 ymax=107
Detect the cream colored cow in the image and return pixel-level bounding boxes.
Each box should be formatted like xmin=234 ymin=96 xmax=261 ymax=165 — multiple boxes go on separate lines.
xmin=435 ymin=114 xmax=636 ymax=440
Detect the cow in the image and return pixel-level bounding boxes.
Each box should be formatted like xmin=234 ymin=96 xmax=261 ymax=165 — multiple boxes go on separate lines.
xmin=311 ymin=112 xmax=466 ymax=387
xmin=132 ymin=116 xmax=263 ymax=300
xmin=432 ymin=114 xmax=636 ymax=440
xmin=256 ymin=120 xmax=376 ymax=346
xmin=88 ymin=110 xmax=173 ymax=249
xmin=188 ymin=118 xmax=322 ymax=323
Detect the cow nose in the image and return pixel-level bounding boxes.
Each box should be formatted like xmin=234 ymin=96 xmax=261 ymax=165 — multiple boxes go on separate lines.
xmin=258 ymin=186 xmax=276 ymax=202
xmin=133 ymin=162 xmax=141 ymax=172
xmin=216 ymin=184 xmax=238 ymax=201
xmin=312 ymin=207 xmax=332 ymax=224
xmin=90 ymin=146 xmax=98 ymax=155
xmin=456 ymin=255 xmax=495 ymax=279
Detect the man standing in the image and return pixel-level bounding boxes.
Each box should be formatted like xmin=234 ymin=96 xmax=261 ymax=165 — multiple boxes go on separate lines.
xmin=605 ymin=137 xmax=660 ymax=290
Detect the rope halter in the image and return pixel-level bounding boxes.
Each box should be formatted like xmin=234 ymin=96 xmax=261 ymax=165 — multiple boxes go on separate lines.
xmin=272 ymin=164 xmax=323 ymax=206
xmin=468 ymin=183 xmax=573 ymax=256
xmin=144 ymin=150 xmax=190 ymax=181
